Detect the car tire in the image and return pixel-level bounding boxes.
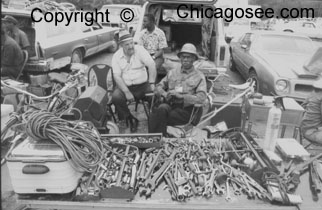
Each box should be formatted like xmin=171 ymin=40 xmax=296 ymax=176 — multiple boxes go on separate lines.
xmin=284 ymin=29 xmax=293 ymax=33
xmin=249 ymin=70 xmax=261 ymax=92
xmin=71 ymin=49 xmax=83 ymax=63
xmin=229 ymin=54 xmax=237 ymax=72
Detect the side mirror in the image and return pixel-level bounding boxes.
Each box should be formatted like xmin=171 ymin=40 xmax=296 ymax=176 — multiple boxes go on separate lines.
xmin=225 ymin=35 xmax=233 ymax=44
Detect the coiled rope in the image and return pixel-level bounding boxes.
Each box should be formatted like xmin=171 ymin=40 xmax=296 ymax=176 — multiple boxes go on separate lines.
xmin=23 ymin=110 xmax=104 ymax=172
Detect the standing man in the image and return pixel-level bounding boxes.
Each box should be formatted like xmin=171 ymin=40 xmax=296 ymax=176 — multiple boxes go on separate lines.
xmin=1 ymin=28 xmax=24 ymax=79
xmin=301 ymin=81 xmax=322 ymax=145
xmin=112 ymin=29 xmax=157 ymax=132
xmin=148 ymin=43 xmax=206 ymax=135
xmin=139 ymin=14 xmax=168 ymax=75
xmin=2 ymin=15 xmax=30 ymax=53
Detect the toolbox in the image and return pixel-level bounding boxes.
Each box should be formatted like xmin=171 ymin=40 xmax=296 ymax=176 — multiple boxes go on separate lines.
xmin=6 ymin=137 xmax=83 ymax=194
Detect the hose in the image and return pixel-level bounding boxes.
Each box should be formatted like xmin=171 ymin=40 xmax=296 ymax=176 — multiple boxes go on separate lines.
xmin=23 ymin=110 xmax=104 ymax=172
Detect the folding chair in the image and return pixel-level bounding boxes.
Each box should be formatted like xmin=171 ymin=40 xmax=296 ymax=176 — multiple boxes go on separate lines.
xmin=87 ymin=64 xmax=117 ymax=122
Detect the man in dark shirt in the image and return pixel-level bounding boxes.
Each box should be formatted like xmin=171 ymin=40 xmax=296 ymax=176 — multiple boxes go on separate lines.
xmin=2 ymin=15 xmax=30 ymax=53
xmin=148 ymin=43 xmax=206 ymax=135
xmin=301 ymin=81 xmax=322 ymax=145
xmin=1 ymin=28 xmax=24 ymax=79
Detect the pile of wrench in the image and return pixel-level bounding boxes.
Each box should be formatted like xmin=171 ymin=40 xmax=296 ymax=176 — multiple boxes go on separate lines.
xmin=136 ymin=138 xmax=272 ymax=202
xmin=75 ymin=143 xmax=140 ymax=200
xmin=75 ymin=138 xmax=275 ymax=202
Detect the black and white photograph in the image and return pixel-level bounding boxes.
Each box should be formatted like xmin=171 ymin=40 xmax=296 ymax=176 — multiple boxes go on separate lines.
xmin=1 ymin=0 xmax=322 ymax=209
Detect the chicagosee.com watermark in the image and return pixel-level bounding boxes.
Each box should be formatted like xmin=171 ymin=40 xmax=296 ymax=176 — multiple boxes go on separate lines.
xmin=30 ymin=7 xmax=135 ymax=26
xmin=177 ymin=4 xmax=315 ymax=22
xmin=30 ymin=4 xmax=315 ymax=26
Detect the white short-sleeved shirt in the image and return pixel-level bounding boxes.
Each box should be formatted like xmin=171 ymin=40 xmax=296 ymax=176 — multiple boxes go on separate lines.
xmin=112 ymin=45 xmax=154 ymax=86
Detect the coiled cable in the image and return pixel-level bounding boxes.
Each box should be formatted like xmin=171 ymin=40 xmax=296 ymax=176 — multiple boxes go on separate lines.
xmin=23 ymin=110 xmax=104 ymax=172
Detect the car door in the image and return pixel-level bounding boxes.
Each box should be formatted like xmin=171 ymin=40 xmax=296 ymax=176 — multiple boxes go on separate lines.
xmin=80 ymin=23 xmax=100 ymax=56
xmin=90 ymin=22 xmax=114 ymax=52
xmin=233 ymin=33 xmax=254 ymax=77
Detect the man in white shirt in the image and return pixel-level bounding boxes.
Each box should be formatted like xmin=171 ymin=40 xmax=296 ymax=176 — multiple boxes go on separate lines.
xmin=112 ymin=29 xmax=156 ymax=132
xmin=139 ymin=14 xmax=168 ymax=75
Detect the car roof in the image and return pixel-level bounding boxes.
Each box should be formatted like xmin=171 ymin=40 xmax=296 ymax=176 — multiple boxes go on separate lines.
xmin=2 ymin=7 xmax=31 ymax=17
xmin=101 ymin=4 xmax=141 ymax=8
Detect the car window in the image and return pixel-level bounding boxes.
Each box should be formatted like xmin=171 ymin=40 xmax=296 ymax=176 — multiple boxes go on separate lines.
xmin=240 ymin=33 xmax=254 ymax=46
xmin=258 ymin=35 xmax=314 ymax=54
xmin=80 ymin=23 xmax=92 ymax=33
xmin=162 ymin=9 xmax=201 ymax=23
xmin=92 ymin=22 xmax=102 ymax=30
xmin=46 ymin=17 xmax=79 ymax=38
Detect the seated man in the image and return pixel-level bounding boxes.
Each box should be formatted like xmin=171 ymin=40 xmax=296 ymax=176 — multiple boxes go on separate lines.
xmin=1 ymin=28 xmax=24 ymax=79
xmin=148 ymin=43 xmax=207 ymax=135
xmin=2 ymin=15 xmax=30 ymax=53
xmin=301 ymin=81 xmax=322 ymax=145
xmin=138 ymin=14 xmax=168 ymax=75
xmin=112 ymin=29 xmax=156 ymax=132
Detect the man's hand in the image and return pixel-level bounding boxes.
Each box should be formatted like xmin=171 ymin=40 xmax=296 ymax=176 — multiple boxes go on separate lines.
xmin=150 ymin=83 xmax=155 ymax=92
xmin=125 ymin=91 xmax=134 ymax=102
xmin=167 ymin=90 xmax=183 ymax=99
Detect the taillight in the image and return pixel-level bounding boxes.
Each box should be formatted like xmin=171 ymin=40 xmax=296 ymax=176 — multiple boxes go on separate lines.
xmin=220 ymin=46 xmax=225 ymax=61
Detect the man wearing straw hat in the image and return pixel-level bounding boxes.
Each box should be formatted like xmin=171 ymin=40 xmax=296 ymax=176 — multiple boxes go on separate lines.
xmin=301 ymin=81 xmax=322 ymax=145
xmin=148 ymin=43 xmax=207 ymax=135
xmin=111 ymin=29 xmax=156 ymax=132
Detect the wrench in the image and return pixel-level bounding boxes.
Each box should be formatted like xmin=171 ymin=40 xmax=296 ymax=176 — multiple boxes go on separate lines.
xmin=225 ymin=179 xmax=232 ymax=201
xmin=230 ymin=178 xmax=242 ymax=196
xmin=145 ymin=161 xmax=173 ymax=190
xmin=144 ymin=149 xmax=162 ymax=180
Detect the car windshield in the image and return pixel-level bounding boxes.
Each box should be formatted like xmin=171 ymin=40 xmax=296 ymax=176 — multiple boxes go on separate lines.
xmin=258 ymin=35 xmax=314 ymax=54
xmin=102 ymin=6 xmax=133 ymax=16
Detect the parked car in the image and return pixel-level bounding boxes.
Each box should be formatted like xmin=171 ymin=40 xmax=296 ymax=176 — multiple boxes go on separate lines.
xmin=133 ymin=0 xmax=229 ymax=76
xmin=225 ymin=19 xmax=251 ymax=41
xmin=99 ymin=4 xmax=141 ymax=35
xmin=280 ymin=21 xmax=322 ymax=40
xmin=1 ymin=8 xmax=119 ymax=74
xmin=229 ymin=31 xmax=321 ymax=101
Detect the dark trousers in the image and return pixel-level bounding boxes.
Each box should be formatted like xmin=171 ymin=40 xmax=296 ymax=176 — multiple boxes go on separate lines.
xmin=112 ymin=82 xmax=151 ymax=120
xmin=148 ymin=103 xmax=193 ymax=135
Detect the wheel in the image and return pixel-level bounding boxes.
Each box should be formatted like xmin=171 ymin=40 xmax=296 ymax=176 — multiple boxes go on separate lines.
xmin=71 ymin=49 xmax=83 ymax=63
xmin=107 ymin=40 xmax=119 ymax=53
xmin=284 ymin=29 xmax=293 ymax=33
xmin=106 ymin=121 xmax=119 ymax=134
xmin=229 ymin=53 xmax=237 ymax=72
xmin=47 ymin=83 xmax=79 ymax=113
xmin=248 ymin=70 xmax=260 ymax=92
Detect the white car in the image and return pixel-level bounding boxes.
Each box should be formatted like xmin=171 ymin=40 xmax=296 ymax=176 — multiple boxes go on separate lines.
xmin=99 ymin=4 xmax=141 ymax=35
xmin=281 ymin=21 xmax=322 ymax=40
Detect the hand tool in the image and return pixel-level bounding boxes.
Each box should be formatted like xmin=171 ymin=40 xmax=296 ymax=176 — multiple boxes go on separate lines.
xmin=115 ymin=145 xmax=130 ymax=187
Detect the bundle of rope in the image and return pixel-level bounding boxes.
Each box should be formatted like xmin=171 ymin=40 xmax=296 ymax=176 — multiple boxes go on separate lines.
xmin=22 ymin=110 xmax=104 ymax=172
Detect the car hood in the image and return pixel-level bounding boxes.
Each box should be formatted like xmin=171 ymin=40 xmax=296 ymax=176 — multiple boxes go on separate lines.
xmin=258 ymin=52 xmax=319 ymax=79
